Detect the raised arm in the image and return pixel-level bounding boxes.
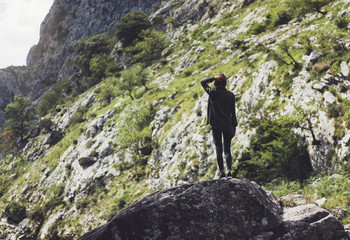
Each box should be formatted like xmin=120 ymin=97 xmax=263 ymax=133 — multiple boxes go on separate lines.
xmin=200 ymin=77 xmax=215 ymax=94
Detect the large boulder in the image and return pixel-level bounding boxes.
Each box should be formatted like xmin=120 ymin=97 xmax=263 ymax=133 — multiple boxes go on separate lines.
xmin=79 ymin=179 xmax=350 ymax=240
xmin=79 ymin=179 xmax=283 ymax=239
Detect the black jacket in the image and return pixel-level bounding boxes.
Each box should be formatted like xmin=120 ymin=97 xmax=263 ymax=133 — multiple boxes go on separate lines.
xmin=201 ymin=77 xmax=238 ymax=135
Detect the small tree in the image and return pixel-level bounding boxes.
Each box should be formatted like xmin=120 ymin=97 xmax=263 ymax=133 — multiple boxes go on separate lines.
xmin=115 ymin=11 xmax=152 ymax=47
xmin=119 ymin=64 xmax=150 ymax=99
xmin=267 ymin=39 xmax=300 ymax=69
xmin=117 ymin=103 xmax=154 ymax=181
xmin=126 ymin=29 xmax=168 ymax=66
xmin=38 ymin=91 xmax=61 ymax=116
xmin=74 ymin=34 xmax=112 ymax=77
xmin=134 ymin=64 xmax=150 ymax=90
xmin=119 ymin=68 xmax=138 ymax=100
xmin=234 ymin=116 xmax=313 ymax=184
xmin=89 ymin=54 xmax=111 ymax=79
xmin=0 ymin=130 xmax=15 ymax=156
xmin=5 ymin=96 xmax=37 ymax=142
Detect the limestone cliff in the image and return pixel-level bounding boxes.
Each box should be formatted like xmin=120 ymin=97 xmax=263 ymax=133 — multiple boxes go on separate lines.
xmin=0 ymin=0 xmax=161 ymax=122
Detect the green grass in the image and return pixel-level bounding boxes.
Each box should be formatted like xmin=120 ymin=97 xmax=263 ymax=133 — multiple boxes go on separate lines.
xmin=265 ymin=172 xmax=350 ymax=224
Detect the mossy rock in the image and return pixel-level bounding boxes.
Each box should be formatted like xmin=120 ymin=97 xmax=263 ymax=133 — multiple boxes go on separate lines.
xmin=5 ymin=201 xmax=27 ymax=223
xmin=78 ymin=157 xmax=96 ymax=167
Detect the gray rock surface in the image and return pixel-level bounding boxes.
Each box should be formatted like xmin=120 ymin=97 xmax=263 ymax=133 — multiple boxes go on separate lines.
xmin=79 ymin=179 xmax=350 ymax=240
xmin=276 ymin=204 xmax=350 ymax=240
xmin=79 ymin=179 xmax=283 ymax=240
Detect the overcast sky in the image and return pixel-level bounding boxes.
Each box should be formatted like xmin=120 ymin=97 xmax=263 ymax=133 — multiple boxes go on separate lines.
xmin=0 ymin=0 xmax=54 ymax=69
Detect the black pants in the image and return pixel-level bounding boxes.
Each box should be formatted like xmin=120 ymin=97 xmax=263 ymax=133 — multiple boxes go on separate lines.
xmin=212 ymin=128 xmax=232 ymax=172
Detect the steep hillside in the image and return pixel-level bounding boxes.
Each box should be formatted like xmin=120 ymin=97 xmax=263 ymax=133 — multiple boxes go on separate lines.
xmin=0 ymin=0 xmax=161 ymax=123
xmin=0 ymin=0 xmax=349 ymax=239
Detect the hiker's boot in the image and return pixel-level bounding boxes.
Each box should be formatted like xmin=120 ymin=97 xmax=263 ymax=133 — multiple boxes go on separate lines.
xmin=227 ymin=170 xmax=232 ymax=179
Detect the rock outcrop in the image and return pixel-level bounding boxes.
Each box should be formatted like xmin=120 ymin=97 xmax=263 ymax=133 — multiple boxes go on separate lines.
xmin=79 ymin=179 xmax=349 ymax=240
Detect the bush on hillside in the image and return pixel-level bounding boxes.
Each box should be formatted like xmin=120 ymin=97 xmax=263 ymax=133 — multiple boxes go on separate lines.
xmin=74 ymin=34 xmax=112 ymax=77
xmin=273 ymin=10 xmax=292 ymax=26
xmin=115 ymin=11 xmax=152 ymax=47
xmin=38 ymin=91 xmax=62 ymax=116
xmin=5 ymin=95 xmax=37 ymax=142
xmin=125 ymin=29 xmax=168 ymax=66
xmin=119 ymin=64 xmax=150 ymax=100
xmin=233 ymin=117 xmax=313 ymax=185
xmin=29 ymin=205 xmax=45 ymax=223
xmin=334 ymin=17 xmax=349 ymax=29
xmin=5 ymin=201 xmax=27 ymax=223
xmin=38 ymin=118 xmax=55 ymax=133
xmin=116 ymin=102 xmax=155 ymax=181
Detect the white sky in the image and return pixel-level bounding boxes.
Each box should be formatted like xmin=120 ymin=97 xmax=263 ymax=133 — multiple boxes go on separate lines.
xmin=0 ymin=0 xmax=54 ymax=69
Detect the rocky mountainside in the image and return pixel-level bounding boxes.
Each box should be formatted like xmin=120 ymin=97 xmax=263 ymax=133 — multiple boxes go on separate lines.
xmin=0 ymin=0 xmax=350 ymax=239
xmin=0 ymin=0 xmax=161 ymax=123
xmin=79 ymin=179 xmax=349 ymax=240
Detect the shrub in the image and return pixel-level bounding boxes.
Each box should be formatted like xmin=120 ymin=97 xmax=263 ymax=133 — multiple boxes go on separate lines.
xmin=182 ymin=70 xmax=192 ymax=77
xmin=117 ymin=199 xmax=126 ymax=210
xmin=43 ymin=184 xmax=65 ymax=213
xmin=29 ymin=206 xmax=45 ymax=223
xmin=38 ymin=118 xmax=55 ymax=133
xmin=115 ymin=11 xmax=152 ymax=47
xmin=5 ymin=95 xmax=37 ymax=142
xmin=248 ymin=22 xmax=267 ymax=35
xmin=76 ymin=198 xmax=90 ymax=210
xmin=38 ymin=91 xmax=62 ymax=116
xmin=69 ymin=106 xmax=88 ymax=125
xmin=125 ymin=29 xmax=168 ymax=65
xmin=327 ymin=103 xmax=342 ymax=118
xmin=234 ymin=117 xmax=312 ymax=184
xmin=74 ymin=34 xmax=112 ymax=77
xmin=101 ymin=87 xmax=115 ymax=105
xmin=334 ymin=17 xmax=349 ymax=29
xmin=119 ymin=64 xmax=150 ymax=100
xmin=89 ymin=54 xmax=110 ymax=80
xmin=273 ymin=10 xmax=292 ymax=26
xmin=5 ymin=201 xmax=26 ymax=223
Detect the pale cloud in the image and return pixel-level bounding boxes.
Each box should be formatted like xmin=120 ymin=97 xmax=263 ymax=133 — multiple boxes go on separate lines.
xmin=0 ymin=0 xmax=54 ymax=68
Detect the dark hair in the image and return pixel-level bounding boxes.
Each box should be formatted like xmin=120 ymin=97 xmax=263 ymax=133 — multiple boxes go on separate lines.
xmin=214 ymin=73 xmax=227 ymax=89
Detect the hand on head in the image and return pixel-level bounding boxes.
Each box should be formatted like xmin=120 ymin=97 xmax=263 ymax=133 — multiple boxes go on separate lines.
xmin=214 ymin=73 xmax=226 ymax=80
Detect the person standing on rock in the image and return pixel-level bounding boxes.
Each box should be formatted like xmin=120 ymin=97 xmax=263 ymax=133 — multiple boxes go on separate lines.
xmin=201 ymin=73 xmax=238 ymax=179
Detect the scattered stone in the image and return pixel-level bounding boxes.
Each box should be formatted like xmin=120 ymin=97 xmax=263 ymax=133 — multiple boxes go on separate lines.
xmin=315 ymin=197 xmax=327 ymax=207
xmin=302 ymin=50 xmax=320 ymax=70
xmin=341 ymin=61 xmax=349 ymax=77
xmin=40 ymin=210 xmax=65 ymax=239
xmin=330 ymin=207 xmax=348 ymax=221
xmin=323 ymin=91 xmax=337 ymax=105
xmin=279 ymin=204 xmax=349 ymax=240
xmin=195 ymin=46 xmax=206 ymax=54
xmin=21 ymin=185 xmax=33 ymax=195
xmin=78 ymin=157 xmax=96 ymax=167
xmin=280 ymin=194 xmax=309 ymax=207
xmin=312 ymin=82 xmax=327 ymax=91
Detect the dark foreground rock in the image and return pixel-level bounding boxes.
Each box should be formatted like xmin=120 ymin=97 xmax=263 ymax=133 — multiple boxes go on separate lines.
xmin=79 ymin=179 xmax=350 ymax=240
